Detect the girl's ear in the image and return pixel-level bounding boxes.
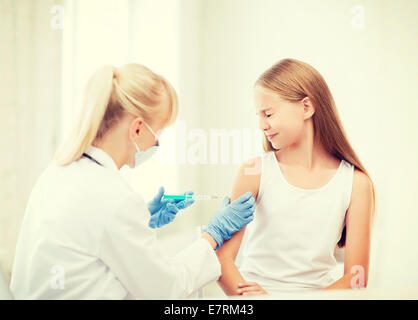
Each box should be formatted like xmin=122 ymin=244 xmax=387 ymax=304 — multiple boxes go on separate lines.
xmin=301 ymin=96 xmax=315 ymax=120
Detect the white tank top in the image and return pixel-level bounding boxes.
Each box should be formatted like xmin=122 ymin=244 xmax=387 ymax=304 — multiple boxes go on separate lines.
xmin=237 ymin=151 xmax=354 ymax=293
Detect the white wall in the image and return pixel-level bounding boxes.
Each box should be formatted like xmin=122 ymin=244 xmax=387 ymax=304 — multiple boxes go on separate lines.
xmin=0 ymin=0 xmax=63 ymax=283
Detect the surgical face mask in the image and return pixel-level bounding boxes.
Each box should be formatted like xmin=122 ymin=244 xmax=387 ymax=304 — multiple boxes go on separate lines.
xmin=129 ymin=121 xmax=161 ymax=168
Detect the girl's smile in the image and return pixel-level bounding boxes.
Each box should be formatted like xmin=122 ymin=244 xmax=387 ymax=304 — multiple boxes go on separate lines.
xmin=267 ymin=133 xmax=278 ymax=140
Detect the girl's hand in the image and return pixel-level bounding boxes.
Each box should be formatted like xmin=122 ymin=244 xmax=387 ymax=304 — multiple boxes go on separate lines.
xmin=236 ymin=281 xmax=268 ymax=296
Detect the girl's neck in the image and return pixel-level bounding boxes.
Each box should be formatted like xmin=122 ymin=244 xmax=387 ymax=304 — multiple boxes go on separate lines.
xmin=275 ymin=136 xmax=331 ymax=171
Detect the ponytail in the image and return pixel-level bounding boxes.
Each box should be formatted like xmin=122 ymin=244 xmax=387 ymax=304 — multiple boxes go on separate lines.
xmin=54 ymin=66 xmax=114 ymax=166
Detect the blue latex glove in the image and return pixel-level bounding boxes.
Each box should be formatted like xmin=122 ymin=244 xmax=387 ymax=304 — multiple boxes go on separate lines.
xmin=203 ymin=191 xmax=255 ymax=250
xmin=148 ymin=186 xmax=195 ymax=228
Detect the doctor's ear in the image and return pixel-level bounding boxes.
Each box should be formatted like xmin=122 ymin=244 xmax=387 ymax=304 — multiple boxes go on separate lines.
xmin=129 ymin=116 xmax=144 ymax=138
xmin=301 ymin=97 xmax=315 ymax=119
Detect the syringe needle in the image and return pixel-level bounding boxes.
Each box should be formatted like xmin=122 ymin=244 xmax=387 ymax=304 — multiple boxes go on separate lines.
xmin=163 ymin=194 xmax=222 ymax=201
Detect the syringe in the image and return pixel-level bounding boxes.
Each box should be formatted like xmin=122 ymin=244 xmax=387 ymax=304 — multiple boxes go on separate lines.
xmin=163 ymin=194 xmax=221 ymax=201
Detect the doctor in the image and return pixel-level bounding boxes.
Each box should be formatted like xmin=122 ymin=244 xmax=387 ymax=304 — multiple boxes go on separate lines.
xmin=10 ymin=64 xmax=255 ymax=299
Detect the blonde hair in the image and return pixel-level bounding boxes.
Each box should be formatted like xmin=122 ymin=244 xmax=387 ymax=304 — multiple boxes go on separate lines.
xmin=54 ymin=64 xmax=178 ymax=166
xmin=256 ymin=58 xmax=376 ymax=248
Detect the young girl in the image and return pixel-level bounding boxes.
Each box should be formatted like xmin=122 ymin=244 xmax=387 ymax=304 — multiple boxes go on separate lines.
xmin=216 ymin=58 xmax=376 ymax=296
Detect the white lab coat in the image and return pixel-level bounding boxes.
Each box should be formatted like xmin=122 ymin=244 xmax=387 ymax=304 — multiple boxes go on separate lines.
xmin=10 ymin=146 xmax=221 ymax=299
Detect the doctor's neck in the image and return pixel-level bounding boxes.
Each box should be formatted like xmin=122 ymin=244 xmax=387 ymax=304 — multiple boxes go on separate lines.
xmin=92 ymin=119 xmax=132 ymax=170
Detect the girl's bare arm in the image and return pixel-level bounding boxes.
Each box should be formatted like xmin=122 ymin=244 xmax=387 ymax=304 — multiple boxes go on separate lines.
xmin=216 ymin=157 xmax=261 ymax=296
xmin=325 ymin=169 xmax=373 ymax=290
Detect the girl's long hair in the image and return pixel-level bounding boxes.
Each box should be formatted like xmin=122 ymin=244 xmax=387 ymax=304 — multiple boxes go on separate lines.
xmin=256 ymin=58 xmax=376 ymax=248
xmin=54 ymin=64 xmax=178 ymax=166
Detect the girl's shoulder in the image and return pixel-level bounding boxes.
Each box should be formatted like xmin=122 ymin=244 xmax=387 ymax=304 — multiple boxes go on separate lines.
xmin=352 ymin=168 xmax=373 ymax=196
xmin=347 ymin=168 xmax=373 ymax=216
xmin=231 ymin=156 xmax=262 ymax=200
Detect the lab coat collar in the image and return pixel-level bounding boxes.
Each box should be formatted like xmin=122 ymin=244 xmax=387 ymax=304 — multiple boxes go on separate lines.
xmin=84 ymin=145 xmax=120 ymax=171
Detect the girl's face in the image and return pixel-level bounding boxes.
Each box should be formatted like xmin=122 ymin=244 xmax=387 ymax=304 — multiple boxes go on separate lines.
xmin=254 ymin=85 xmax=307 ymax=150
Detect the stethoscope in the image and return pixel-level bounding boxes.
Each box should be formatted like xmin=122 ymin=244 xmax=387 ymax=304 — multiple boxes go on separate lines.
xmin=82 ymin=153 xmax=103 ymax=167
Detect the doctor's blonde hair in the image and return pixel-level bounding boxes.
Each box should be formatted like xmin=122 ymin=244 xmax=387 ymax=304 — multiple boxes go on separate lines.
xmin=256 ymin=58 xmax=376 ymax=248
xmin=54 ymin=64 xmax=178 ymax=166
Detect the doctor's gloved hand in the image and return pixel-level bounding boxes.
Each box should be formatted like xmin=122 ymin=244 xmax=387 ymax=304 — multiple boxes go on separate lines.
xmin=203 ymin=191 xmax=255 ymax=250
xmin=148 ymin=186 xmax=195 ymax=228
